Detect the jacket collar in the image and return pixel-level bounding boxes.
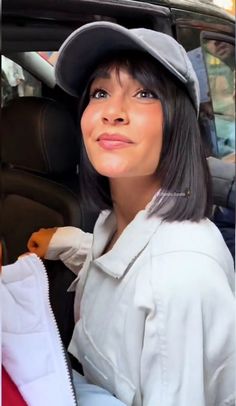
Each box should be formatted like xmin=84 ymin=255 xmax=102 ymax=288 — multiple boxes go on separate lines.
xmin=92 ymin=191 xmax=164 ymax=279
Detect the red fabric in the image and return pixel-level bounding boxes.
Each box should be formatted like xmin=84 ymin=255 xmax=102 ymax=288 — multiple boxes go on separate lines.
xmin=2 ymin=366 xmax=27 ymax=406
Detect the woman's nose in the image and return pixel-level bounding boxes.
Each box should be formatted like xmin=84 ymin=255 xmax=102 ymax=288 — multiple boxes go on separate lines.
xmin=102 ymin=114 xmax=128 ymax=125
xmin=102 ymin=101 xmax=129 ymax=125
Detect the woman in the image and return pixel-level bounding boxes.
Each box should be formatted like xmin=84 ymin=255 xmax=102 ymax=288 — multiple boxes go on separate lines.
xmin=7 ymin=22 xmax=235 ymax=406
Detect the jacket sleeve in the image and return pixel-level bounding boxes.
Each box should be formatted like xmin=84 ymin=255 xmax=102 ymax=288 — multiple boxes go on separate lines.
xmin=45 ymin=226 xmax=93 ymax=275
xmin=140 ymin=252 xmax=235 ymax=406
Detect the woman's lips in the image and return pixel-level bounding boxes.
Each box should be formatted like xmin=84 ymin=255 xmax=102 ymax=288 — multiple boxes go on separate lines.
xmin=97 ymin=134 xmax=133 ymax=150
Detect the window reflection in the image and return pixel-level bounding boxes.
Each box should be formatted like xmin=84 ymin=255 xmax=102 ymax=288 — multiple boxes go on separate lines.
xmin=202 ymin=39 xmax=235 ymax=158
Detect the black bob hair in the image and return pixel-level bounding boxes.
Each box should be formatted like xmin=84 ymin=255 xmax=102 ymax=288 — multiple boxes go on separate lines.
xmin=77 ymin=50 xmax=212 ymax=222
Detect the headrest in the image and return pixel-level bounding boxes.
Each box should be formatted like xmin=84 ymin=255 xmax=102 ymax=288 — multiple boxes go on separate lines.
xmin=2 ymin=97 xmax=79 ymax=175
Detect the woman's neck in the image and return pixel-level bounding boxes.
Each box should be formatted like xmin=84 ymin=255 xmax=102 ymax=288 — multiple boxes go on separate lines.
xmin=110 ymin=175 xmax=160 ymax=235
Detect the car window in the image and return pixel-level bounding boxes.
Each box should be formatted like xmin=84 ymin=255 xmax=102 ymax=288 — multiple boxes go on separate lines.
xmin=202 ymin=38 xmax=235 ymax=159
xmin=38 ymin=51 xmax=59 ymax=66
xmin=177 ymin=26 xmax=218 ymax=157
xmin=177 ymin=26 xmax=235 ymax=160
xmin=1 ymin=55 xmax=42 ymax=107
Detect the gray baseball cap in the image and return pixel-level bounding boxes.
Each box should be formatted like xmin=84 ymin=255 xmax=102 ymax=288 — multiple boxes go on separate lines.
xmin=55 ymin=21 xmax=200 ymax=113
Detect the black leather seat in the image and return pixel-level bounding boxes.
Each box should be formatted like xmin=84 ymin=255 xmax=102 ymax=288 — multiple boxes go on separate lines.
xmin=2 ymin=96 xmax=88 ymax=346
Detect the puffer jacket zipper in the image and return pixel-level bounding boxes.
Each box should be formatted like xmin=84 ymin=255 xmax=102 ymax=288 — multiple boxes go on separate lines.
xmin=37 ymin=255 xmax=78 ymax=406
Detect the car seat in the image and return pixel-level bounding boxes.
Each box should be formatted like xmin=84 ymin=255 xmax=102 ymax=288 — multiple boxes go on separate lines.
xmin=2 ymin=96 xmax=98 ymax=347
xmin=208 ymin=156 xmax=235 ymax=262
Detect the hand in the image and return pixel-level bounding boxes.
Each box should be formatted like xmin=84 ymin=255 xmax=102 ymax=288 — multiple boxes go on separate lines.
xmin=27 ymin=227 xmax=58 ymax=258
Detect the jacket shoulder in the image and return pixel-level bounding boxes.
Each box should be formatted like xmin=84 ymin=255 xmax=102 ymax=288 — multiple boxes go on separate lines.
xmin=149 ymin=218 xmax=234 ymax=291
xmin=152 ymin=218 xmax=232 ymax=264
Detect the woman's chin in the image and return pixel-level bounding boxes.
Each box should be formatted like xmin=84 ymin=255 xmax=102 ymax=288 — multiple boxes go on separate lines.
xmin=94 ymin=164 xmax=129 ymax=178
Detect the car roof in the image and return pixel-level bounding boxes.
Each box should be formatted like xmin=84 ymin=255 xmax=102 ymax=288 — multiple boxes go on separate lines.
xmin=2 ymin=0 xmax=234 ymax=80
xmin=3 ymin=0 xmax=234 ymax=22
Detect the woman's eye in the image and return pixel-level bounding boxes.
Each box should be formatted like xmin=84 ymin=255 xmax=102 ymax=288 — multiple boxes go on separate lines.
xmin=90 ymin=89 xmax=108 ymax=99
xmin=136 ymin=90 xmax=157 ymax=99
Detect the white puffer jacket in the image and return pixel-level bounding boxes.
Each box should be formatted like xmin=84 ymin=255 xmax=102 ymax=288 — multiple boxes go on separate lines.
xmin=2 ymin=254 xmax=77 ymax=406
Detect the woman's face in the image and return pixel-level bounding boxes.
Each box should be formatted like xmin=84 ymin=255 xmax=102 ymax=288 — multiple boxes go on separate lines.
xmin=80 ymin=67 xmax=163 ymax=179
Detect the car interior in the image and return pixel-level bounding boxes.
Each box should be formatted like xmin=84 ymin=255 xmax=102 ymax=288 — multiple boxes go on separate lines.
xmin=2 ymin=0 xmax=235 ymax=348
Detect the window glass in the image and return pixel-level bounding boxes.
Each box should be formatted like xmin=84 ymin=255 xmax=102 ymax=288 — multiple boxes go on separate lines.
xmin=1 ymin=56 xmax=42 ymax=107
xmin=202 ymin=39 xmax=235 ymax=159
xmin=38 ymin=51 xmax=59 ymax=66
xmin=177 ymin=27 xmax=235 ymax=160
xmin=177 ymin=26 xmax=218 ymax=157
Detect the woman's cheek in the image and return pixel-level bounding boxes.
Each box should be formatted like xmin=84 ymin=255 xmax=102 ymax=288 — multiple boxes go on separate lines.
xmin=81 ymin=105 xmax=101 ymax=139
xmin=80 ymin=108 xmax=91 ymax=139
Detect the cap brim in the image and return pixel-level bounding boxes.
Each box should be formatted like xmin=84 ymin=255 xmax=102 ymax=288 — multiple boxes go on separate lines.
xmin=55 ymin=21 xmax=187 ymax=98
